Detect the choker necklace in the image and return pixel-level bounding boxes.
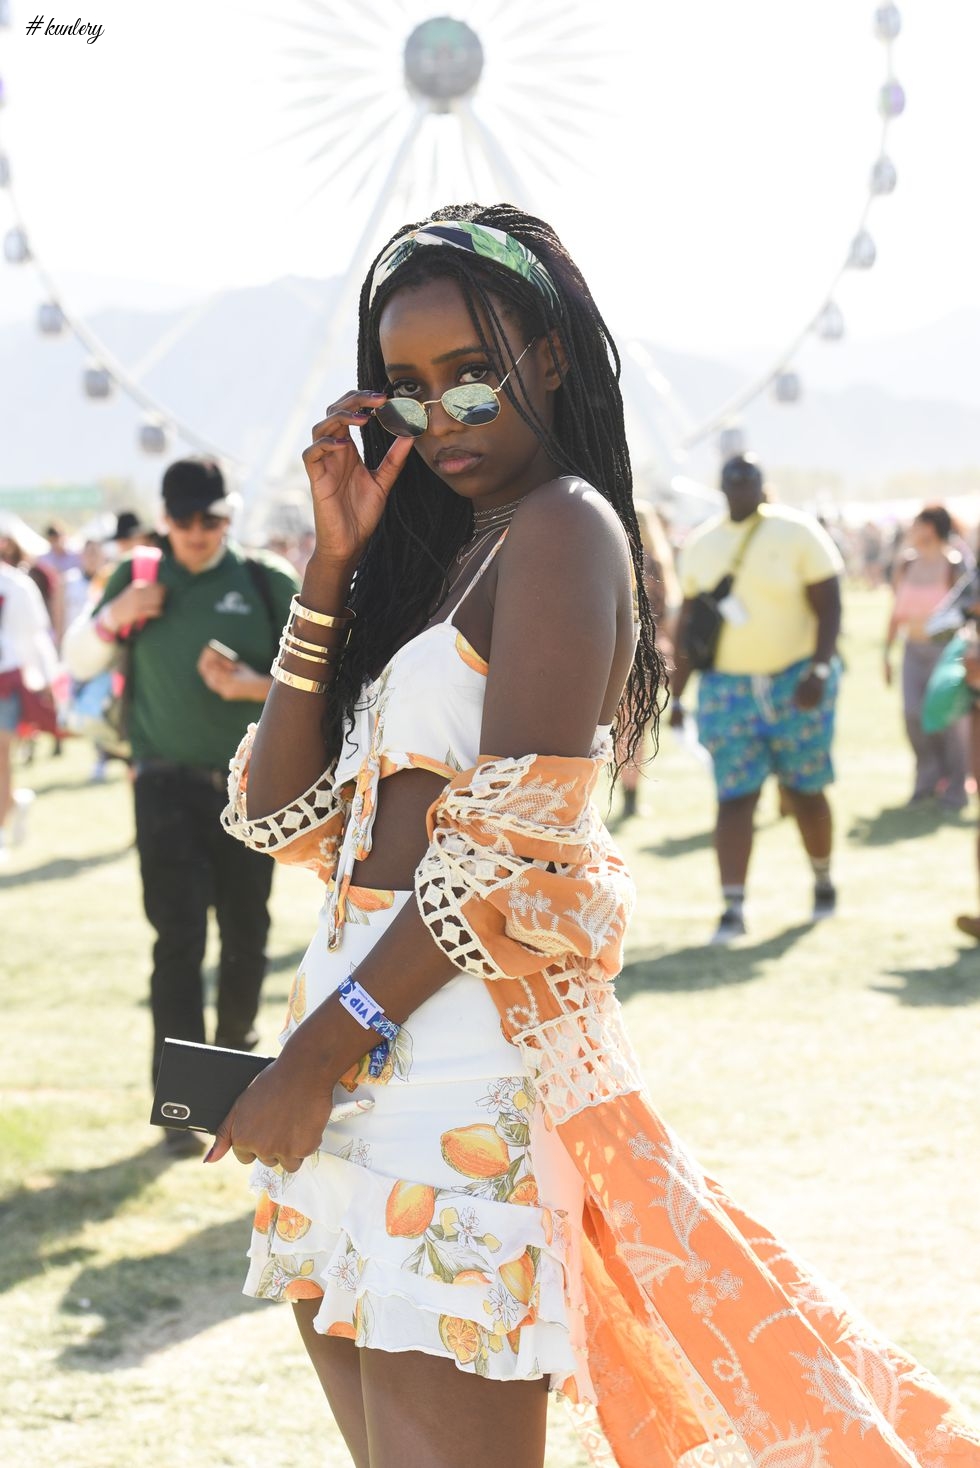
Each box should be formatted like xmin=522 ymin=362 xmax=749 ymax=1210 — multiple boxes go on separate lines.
xmin=472 ymin=497 xmax=523 ymax=532
xmin=448 ymin=503 xmax=520 ymax=587
xmin=446 ymin=499 xmax=522 ymax=593
xmin=455 ymin=502 xmax=519 ymax=561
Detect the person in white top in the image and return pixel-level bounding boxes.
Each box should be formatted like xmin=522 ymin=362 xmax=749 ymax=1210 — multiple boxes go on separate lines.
xmin=0 ymin=561 xmax=57 ymax=855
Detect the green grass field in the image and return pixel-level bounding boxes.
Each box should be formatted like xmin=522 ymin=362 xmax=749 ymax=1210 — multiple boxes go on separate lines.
xmin=2 ymin=587 xmax=978 ymax=1467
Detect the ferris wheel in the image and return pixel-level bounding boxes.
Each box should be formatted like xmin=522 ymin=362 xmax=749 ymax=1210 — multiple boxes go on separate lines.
xmin=0 ymin=1 xmax=906 ymax=526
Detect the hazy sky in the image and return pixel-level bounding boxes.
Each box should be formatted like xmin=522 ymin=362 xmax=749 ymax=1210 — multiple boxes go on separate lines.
xmin=0 ymin=0 xmax=976 ymax=360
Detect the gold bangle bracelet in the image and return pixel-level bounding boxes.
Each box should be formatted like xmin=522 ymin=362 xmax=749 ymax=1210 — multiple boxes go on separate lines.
xmin=271 ymin=662 xmax=329 ymax=694
xmin=281 ymin=626 xmax=337 ymax=657
xmin=290 ymin=595 xmax=355 ymax=629
xmin=290 ymin=618 xmax=352 ymax=649
xmin=281 ymin=630 xmax=332 ymax=658
xmin=279 ymin=641 xmax=331 ymax=668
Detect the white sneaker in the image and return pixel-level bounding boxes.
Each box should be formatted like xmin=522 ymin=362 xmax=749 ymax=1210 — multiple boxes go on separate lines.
xmin=10 ymin=787 xmax=35 ymax=846
xmin=710 ymin=908 xmax=746 ymax=945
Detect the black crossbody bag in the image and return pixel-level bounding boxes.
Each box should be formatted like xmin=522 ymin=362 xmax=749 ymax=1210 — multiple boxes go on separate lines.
xmin=683 ymin=514 xmax=764 ymax=671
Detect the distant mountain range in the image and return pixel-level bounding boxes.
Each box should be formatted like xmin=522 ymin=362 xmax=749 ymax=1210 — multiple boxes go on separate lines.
xmin=0 ymin=277 xmax=976 ymax=511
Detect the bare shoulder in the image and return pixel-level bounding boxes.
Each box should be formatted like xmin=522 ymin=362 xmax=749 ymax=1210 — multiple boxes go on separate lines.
xmin=503 ymin=476 xmax=632 ymax=577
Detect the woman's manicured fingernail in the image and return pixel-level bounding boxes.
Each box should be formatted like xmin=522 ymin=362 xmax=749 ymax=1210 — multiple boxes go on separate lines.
xmin=202 ymin=1144 xmax=216 ymax=1163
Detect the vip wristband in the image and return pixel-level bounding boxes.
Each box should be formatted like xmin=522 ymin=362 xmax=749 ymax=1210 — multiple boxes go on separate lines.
xmin=338 ymin=977 xmax=401 ymax=1078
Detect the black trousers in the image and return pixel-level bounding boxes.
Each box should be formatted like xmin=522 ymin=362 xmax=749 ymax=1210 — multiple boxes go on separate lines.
xmin=134 ymin=765 xmax=274 ymax=1083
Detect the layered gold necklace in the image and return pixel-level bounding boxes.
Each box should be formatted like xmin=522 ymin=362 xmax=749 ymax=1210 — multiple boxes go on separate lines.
xmin=445 ymin=501 xmax=521 ymax=598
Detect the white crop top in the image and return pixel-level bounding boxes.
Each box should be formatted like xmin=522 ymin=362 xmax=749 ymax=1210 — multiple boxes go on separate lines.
xmin=323 ymin=532 xmax=613 ymax=946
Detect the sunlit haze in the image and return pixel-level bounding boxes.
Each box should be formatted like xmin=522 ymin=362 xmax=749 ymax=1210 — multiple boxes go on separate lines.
xmin=0 ymin=0 xmax=976 ymax=360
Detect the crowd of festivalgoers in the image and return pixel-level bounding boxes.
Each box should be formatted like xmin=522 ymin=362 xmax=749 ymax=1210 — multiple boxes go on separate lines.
xmin=3 ymin=470 xmax=979 ymax=956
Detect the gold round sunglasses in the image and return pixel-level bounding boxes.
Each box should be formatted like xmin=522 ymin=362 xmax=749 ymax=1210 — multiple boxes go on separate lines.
xmin=373 ymin=339 xmax=536 ymax=438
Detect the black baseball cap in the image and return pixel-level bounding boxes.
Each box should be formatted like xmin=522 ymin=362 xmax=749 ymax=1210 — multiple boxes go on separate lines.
xmin=111 ymin=510 xmax=144 ymax=542
xmin=161 ymin=458 xmax=235 ymax=520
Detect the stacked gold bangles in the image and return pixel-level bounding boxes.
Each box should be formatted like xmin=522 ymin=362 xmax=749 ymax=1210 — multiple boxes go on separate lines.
xmin=270 ymin=595 xmax=355 ymax=694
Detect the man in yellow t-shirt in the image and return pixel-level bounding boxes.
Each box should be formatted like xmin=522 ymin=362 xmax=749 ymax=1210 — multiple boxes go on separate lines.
xmin=672 ymin=455 xmax=844 ymax=944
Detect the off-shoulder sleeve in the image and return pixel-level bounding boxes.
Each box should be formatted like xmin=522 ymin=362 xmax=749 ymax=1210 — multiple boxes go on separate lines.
xmin=220 ymin=722 xmax=350 ymax=885
xmin=413 ymin=752 xmax=634 ymax=982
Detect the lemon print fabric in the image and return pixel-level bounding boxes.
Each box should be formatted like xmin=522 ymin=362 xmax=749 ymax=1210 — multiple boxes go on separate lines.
xmin=241 ymin=888 xmax=585 ymax=1393
xmin=440 ymin=1077 xmax=537 ymax=1201
xmin=283 ymin=970 xmax=307 ymax=1029
xmin=241 ymin=1063 xmax=581 ymax=1389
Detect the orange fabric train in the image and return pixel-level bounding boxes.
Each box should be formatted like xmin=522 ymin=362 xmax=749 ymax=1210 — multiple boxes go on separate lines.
xmin=417 ymin=752 xmax=980 ymax=1468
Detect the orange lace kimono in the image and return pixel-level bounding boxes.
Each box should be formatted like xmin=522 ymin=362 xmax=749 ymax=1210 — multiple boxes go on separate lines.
xmin=412 ymin=750 xmax=980 ymax=1468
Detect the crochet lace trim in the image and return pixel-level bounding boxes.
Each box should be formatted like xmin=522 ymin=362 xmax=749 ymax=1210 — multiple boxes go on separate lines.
xmin=220 ymin=723 xmax=347 ymax=859
xmin=415 ymin=753 xmax=642 ymax=1124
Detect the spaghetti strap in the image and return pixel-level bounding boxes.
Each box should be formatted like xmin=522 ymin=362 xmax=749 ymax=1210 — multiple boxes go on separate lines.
xmin=443 ymin=528 xmax=509 ymax=622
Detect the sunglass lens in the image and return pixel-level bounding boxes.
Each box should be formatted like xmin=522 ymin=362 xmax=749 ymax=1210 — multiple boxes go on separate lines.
xmin=375 ymin=398 xmax=427 ymax=437
xmin=443 ymin=385 xmax=500 ymax=426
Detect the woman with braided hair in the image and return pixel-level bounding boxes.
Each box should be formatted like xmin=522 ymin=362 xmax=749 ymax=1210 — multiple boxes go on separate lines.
xmin=214 ymin=205 xmax=979 ymax=1468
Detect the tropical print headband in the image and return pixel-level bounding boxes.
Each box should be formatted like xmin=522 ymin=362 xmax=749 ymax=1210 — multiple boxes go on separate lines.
xmin=368 ymin=219 xmax=561 ymax=314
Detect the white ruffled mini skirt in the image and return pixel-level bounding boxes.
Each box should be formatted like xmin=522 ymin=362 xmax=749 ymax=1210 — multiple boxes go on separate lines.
xmin=243 ymin=886 xmax=591 ymax=1393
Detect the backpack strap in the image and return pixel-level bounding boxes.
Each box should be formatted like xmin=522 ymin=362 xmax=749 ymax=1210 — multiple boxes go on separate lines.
xmin=244 ymin=557 xmax=280 ymax=656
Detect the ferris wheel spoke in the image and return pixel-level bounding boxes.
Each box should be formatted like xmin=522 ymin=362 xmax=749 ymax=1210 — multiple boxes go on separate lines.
xmin=293 ymin=56 xmax=381 ymax=83
xmin=477 ymin=0 xmax=517 ymax=22
xmin=127 ymin=294 xmax=228 ymax=386
xmin=622 ymin=340 xmax=698 ymax=443
xmin=497 ymin=3 xmax=587 ymax=42
xmin=246 ymin=102 xmax=430 ymax=524
xmin=503 ymin=50 xmax=619 ymax=77
xmin=280 ymin=58 xmax=379 ymax=78
xmin=454 ymin=100 xmax=532 ymax=207
xmin=516 ymin=105 xmax=601 ymax=145
xmin=506 ymin=44 xmax=619 ymax=64
xmin=268 ymin=17 xmax=333 ymax=41
xmin=301 ymin=105 xmax=408 ymax=197
xmin=263 ymin=90 xmax=392 ymax=152
xmin=495 ymin=80 xmax=614 ymax=120
xmin=503 ymin=112 xmax=585 ymax=179
xmin=294 ymin=0 xmax=349 ymax=19
xmin=295 ymin=0 xmax=392 ymax=46
xmin=508 ymin=78 xmax=612 ymax=113
xmin=505 ymin=24 xmax=613 ymax=52
xmin=279 ymin=70 xmax=381 ymax=104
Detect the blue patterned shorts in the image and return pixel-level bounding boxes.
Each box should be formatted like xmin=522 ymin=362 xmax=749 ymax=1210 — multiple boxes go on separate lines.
xmin=697 ymin=657 xmax=840 ymax=802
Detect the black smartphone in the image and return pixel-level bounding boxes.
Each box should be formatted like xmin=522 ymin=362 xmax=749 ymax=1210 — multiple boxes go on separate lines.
xmin=150 ymin=1039 xmax=273 ymax=1134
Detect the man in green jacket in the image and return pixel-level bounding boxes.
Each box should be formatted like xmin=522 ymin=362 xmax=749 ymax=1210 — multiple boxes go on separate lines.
xmin=66 ymin=460 xmax=298 ymax=1148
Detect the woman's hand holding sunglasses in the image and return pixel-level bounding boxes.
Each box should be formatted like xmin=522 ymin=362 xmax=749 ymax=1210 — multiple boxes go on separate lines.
xmin=301 ymin=389 xmax=415 ymax=569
